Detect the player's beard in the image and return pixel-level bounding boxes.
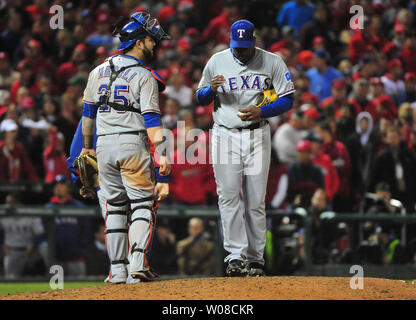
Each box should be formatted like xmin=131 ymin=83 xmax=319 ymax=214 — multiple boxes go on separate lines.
xmin=142 ymin=46 xmax=154 ymax=62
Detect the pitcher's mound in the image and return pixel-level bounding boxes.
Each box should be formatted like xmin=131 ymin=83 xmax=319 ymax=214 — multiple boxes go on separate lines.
xmin=2 ymin=277 xmax=415 ymax=300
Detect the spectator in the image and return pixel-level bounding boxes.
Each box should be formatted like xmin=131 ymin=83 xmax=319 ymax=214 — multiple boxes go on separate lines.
xmin=370 ymin=126 xmax=416 ymax=211
xmin=0 ymin=193 xmax=47 ymax=278
xmin=320 ymin=78 xmax=361 ymax=119
xmin=40 ymin=98 xmax=75 ymax=155
xmin=45 ymin=176 xmax=90 ymax=276
xmin=43 ymin=125 xmax=69 ymax=183
xmin=382 ymin=23 xmax=406 ymax=59
xmin=10 ymin=60 xmax=39 ymax=105
xmin=93 ymin=46 xmax=108 ymax=68
xmin=335 ymin=103 xmax=356 ymax=144
xmin=307 ymin=132 xmax=339 ymax=203
xmin=54 ymin=29 xmax=75 ymax=64
xmin=150 ymin=218 xmax=178 ymax=275
xmin=1 ymin=10 xmax=24 ymax=64
xmin=0 ymin=119 xmax=39 ymax=182
xmin=307 ymin=188 xmax=336 ymax=263
xmin=368 ymin=77 xmax=398 ymax=121
xmin=170 ymin=116 xmax=214 ymax=205
xmin=67 ymin=74 xmax=88 ymax=101
xmin=272 ymin=109 xmax=305 ymax=165
xmin=57 ymin=44 xmax=87 ymax=93
xmin=0 ymin=52 xmax=19 ymax=90
xmin=381 ymin=59 xmax=406 ymax=106
xmin=345 ymin=112 xmax=378 ymax=205
xmin=352 ymin=56 xmax=377 ymax=81
xmin=276 ymin=0 xmax=315 ymax=36
xmin=176 ymin=218 xmax=214 ymax=276
xmin=367 ymin=182 xmax=402 ymax=215
xmin=364 ymin=182 xmax=408 ymax=264
xmin=269 ymin=26 xmax=298 ymax=54
xmin=33 ymin=73 xmax=59 ymax=108
xmin=203 ymin=0 xmax=243 ymax=46
xmin=164 ymin=66 xmax=193 ymax=108
xmin=302 ymin=107 xmax=320 ymax=133
xmin=349 ymin=78 xmax=377 ymax=122
xmin=403 ymin=72 xmax=416 ymax=103
xmin=157 ymin=0 xmax=180 ymax=25
xmin=316 ymin=121 xmax=351 ymax=212
xmin=194 ymin=105 xmax=213 ymax=131
xmin=265 ymin=151 xmax=288 ymax=209
xmin=306 ymin=49 xmax=343 ymax=101
xmin=300 ymin=1 xmax=337 ymax=56
xmin=84 ymin=223 xmax=110 ymax=276
xmin=287 ymin=140 xmax=324 ymax=208
xmin=398 ymin=31 xmax=416 ymax=74
xmin=161 ymin=98 xmax=180 ymax=129
xmin=86 ymin=13 xmax=114 ymax=52
xmin=348 ymin=18 xmax=377 ymax=64
xmin=21 ymin=39 xmax=54 ymax=76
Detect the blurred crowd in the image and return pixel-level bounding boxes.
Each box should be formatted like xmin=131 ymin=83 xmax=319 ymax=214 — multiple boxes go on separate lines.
xmin=1 ymin=0 xmax=416 ymax=276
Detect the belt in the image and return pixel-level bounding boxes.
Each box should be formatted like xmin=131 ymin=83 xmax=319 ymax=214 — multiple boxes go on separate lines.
xmin=220 ymin=120 xmax=268 ymax=131
xmin=98 ymin=131 xmax=145 ymax=137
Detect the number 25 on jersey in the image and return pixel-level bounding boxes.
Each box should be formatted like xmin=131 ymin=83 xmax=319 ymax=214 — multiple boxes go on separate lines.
xmin=98 ymin=84 xmax=129 ymax=113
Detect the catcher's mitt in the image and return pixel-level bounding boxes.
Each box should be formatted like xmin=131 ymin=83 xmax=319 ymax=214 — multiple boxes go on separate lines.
xmin=73 ymin=154 xmax=99 ymax=199
xmin=255 ymin=89 xmax=278 ymax=107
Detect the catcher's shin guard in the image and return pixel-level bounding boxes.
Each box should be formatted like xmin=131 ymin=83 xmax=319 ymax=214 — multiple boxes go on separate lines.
xmin=105 ymin=200 xmax=129 ymax=282
xmin=128 ymin=196 xmax=156 ymax=281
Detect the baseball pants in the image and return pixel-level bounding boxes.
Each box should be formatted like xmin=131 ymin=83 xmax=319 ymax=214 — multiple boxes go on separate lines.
xmin=97 ymin=132 xmax=155 ymax=278
xmin=212 ymin=123 xmax=271 ymax=265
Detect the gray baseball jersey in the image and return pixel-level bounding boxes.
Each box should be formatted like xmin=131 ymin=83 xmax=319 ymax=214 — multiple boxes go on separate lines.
xmin=82 ymin=54 xmax=159 ymax=283
xmin=0 ymin=217 xmax=44 ymax=248
xmin=199 ymin=47 xmax=295 ymax=267
xmin=83 ymin=55 xmax=161 ymax=136
xmin=198 ymin=47 xmax=295 ymax=129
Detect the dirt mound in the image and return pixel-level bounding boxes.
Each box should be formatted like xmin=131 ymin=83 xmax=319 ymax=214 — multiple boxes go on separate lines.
xmin=1 ymin=277 xmax=415 ymax=300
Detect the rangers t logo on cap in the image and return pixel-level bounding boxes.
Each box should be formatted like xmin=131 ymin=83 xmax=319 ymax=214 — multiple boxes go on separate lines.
xmin=230 ymin=20 xmax=255 ymax=48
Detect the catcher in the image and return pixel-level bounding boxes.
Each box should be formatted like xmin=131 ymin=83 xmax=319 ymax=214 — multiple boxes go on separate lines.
xmin=67 ymin=117 xmax=171 ymax=284
xmin=68 ymin=12 xmax=171 ymax=284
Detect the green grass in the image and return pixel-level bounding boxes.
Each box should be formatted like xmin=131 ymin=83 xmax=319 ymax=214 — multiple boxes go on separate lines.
xmin=0 ymin=282 xmax=105 ymax=295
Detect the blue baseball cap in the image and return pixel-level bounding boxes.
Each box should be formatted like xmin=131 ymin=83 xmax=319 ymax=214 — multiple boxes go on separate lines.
xmin=230 ymin=20 xmax=255 ymax=49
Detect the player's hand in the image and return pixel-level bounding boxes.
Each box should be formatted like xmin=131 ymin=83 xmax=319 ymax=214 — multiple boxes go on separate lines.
xmin=211 ymin=75 xmax=226 ymax=92
xmin=237 ymin=105 xmax=262 ymax=122
xmin=158 ymin=156 xmax=171 ymax=176
xmin=154 ymin=182 xmax=169 ymax=201
xmin=80 ymin=148 xmax=97 ymax=157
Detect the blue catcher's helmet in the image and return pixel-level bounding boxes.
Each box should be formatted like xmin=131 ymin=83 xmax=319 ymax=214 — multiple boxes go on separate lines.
xmin=116 ymin=12 xmax=170 ymax=50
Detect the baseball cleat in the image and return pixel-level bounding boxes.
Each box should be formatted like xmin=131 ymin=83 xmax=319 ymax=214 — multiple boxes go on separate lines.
xmin=130 ymin=270 xmax=154 ymax=282
xmin=104 ymin=274 xmax=127 ymax=284
xmin=226 ymin=259 xmax=248 ymax=277
xmin=247 ymin=263 xmax=266 ymax=277
xmin=148 ymin=266 xmax=160 ymax=278
xmin=126 ymin=276 xmax=141 ymax=284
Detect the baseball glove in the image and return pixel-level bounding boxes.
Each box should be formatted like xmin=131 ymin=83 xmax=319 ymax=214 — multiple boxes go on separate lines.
xmin=255 ymin=89 xmax=278 ymax=107
xmin=73 ymin=154 xmax=99 ymax=199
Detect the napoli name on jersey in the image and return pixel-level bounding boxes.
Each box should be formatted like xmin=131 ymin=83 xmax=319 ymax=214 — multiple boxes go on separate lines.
xmin=83 ymin=54 xmax=161 ymax=136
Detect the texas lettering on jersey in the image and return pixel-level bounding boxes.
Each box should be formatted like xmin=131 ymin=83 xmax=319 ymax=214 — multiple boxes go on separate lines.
xmin=216 ymin=74 xmax=273 ymax=93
